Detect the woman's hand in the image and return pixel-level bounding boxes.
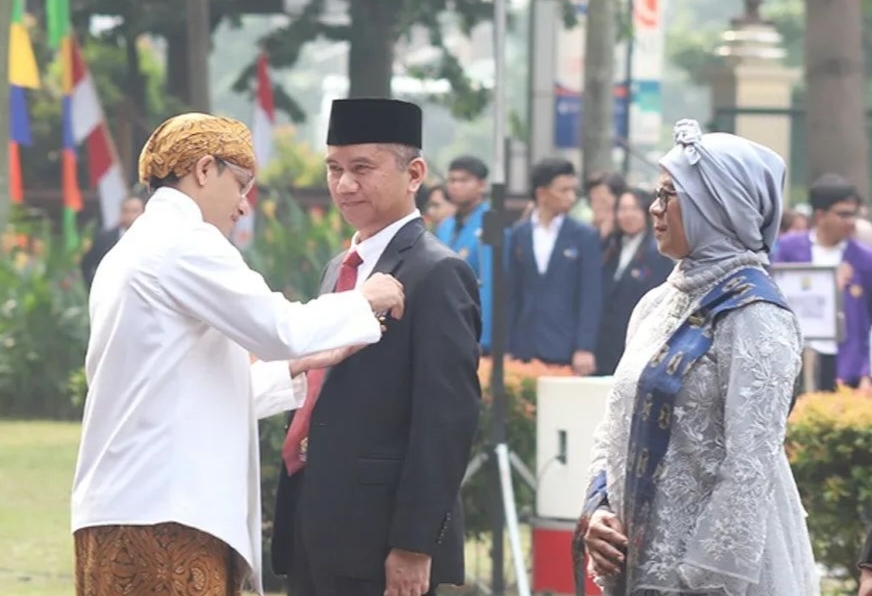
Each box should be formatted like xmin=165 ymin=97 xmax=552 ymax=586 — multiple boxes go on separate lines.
xmin=584 ymin=508 xmax=628 ymax=577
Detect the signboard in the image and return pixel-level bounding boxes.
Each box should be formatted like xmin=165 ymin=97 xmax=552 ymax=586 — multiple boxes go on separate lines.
xmin=771 ymin=263 xmax=843 ymax=342
xmin=550 ymin=0 xmax=666 ymax=150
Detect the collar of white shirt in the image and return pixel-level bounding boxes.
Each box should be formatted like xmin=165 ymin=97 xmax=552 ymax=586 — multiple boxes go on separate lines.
xmin=530 ymin=210 xmax=565 ymax=232
xmin=809 ymin=229 xmax=846 ymax=253
xmin=148 ymin=187 xmax=205 ymax=223
xmin=350 ymin=209 xmax=422 ymax=267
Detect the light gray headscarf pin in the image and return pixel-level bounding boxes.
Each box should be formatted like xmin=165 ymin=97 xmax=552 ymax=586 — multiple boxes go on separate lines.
xmin=658 ymin=119 xmax=786 ymax=272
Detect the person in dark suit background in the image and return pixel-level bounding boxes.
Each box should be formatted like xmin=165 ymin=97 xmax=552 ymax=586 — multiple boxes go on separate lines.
xmin=585 ymin=171 xmax=627 ymax=247
xmin=80 ymin=194 xmax=145 ymax=289
xmin=271 ymin=98 xmax=481 ymax=596
xmin=594 ymin=187 xmax=674 ymax=376
xmin=506 ymin=157 xmax=603 ymax=374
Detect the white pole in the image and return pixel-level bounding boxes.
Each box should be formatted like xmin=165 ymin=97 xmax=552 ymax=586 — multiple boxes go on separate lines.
xmin=496 ymin=443 xmax=531 ymax=596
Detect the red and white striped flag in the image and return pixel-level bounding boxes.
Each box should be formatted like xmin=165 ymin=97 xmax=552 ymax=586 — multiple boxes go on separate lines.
xmin=68 ymin=39 xmax=128 ymax=230
xmin=232 ymin=51 xmax=276 ymax=249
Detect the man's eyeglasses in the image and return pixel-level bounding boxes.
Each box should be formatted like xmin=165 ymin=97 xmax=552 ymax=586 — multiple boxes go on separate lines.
xmin=830 ymin=208 xmax=858 ymax=221
xmin=653 ymin=186 xmax=678 ymax=211
xmin=215 ymin=157 xmax=256 ymax=197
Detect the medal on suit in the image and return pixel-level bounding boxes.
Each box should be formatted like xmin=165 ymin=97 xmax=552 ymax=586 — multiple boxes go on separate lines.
xmin=851 ymin=284 xmax=863 ymax=298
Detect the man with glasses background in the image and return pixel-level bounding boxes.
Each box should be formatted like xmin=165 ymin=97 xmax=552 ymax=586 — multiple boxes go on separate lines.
xmin=773 ymin=173 xmax=872 ymax=392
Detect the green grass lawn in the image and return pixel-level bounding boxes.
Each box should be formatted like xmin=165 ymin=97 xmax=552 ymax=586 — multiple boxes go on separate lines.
xmin=0 ymin=420 xmax=79 ymax=596
xmin=0 ymin=420 xmax=850 ymax=596
xmin=0 ymin=420 xmax=527 ymax=596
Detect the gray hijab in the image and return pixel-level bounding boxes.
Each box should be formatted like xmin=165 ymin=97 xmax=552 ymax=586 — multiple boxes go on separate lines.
xmin=658 ymin=119 xmax=785 ymax=274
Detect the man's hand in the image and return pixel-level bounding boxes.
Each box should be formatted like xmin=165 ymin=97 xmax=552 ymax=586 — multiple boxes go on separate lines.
xmin=858 ymin=567 xmax=872 ymax=596
xmin=289 ymin=345 xmax=365 ymax=377
xmin=384 ymin=548 xmax=431 ymax=596
xmin=860 ymin=376 xmax=872 ymax=395
xmin=583 ymin=509 xmax=627 ymax=578
xmin=360 ymin=273 xmax=405 ymax=320
xmin=572 ymin=350 xmax=596 ymax=376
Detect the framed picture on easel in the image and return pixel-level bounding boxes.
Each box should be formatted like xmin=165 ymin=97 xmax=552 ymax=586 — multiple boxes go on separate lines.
xmin=771 ymin=263 xmax=843 ymax=342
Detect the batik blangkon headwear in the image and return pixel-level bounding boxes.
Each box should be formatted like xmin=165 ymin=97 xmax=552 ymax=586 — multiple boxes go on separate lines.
xmin=658 ymin=119 xmax=786 ymax=271
xmin=138 ymin=113 xmax=255 ymax=186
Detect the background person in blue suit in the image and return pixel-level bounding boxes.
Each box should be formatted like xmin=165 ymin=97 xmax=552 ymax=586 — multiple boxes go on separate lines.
xmin=506 ymin=157 xmax=603 ymax=374
xmin=595 ymin=187 xmax=674 ymax=375
xmin=436 ymin=156 xmax=493 ymax=352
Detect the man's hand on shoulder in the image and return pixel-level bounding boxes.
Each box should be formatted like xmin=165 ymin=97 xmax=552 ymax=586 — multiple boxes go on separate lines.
xmin=385 ymin=548 xmax=431 ymax=596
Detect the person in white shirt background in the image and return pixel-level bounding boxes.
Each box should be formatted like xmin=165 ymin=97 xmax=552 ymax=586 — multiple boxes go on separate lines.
xmin=70 ymin=112 xmax=405 ymax=596
xmin=505 ymin=157 xmax=603 ymax=373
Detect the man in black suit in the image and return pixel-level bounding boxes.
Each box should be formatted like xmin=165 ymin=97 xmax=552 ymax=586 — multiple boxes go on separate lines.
xmin=80 ymin=195 xmax=145 ymax=289
xmin=271 ymin=98 xmax=482 ymax=596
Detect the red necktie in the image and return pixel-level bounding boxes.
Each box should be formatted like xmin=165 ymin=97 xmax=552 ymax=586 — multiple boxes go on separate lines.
xmin=282 ymin=249 xmax=364 ymax=475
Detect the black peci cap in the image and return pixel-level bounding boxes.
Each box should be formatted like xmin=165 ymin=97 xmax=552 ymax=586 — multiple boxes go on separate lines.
xmin=326 ymin=98 xmax=423 ymax=149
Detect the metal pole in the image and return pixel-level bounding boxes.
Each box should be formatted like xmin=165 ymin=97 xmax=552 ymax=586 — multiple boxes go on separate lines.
xmin=621 ymin=0 xmax=634 ymax=177
xmin=488 ymin=0 xmax=508 ymax=593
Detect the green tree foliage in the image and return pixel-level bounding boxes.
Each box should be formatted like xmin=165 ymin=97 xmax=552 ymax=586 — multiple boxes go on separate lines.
xmin=232 ymin=0 xmax=577 ymax=123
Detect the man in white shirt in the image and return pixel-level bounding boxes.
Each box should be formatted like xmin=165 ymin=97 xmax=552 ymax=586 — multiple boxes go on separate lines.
xmin=505 ymin=157 xmax=603 ymax=373
xmin=271 ymin=99 xmax=482 ymax=596
xmin=71 ymin=113 xmax=405 ymax=596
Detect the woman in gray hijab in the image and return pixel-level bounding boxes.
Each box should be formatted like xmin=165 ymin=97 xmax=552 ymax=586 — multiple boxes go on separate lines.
xmin=572 ymin=119 xmax=819 ymax=596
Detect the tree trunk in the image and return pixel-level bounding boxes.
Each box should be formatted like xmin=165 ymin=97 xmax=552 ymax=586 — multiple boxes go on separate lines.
xmin=805 ymin=0 xmax=869 ymax=198
xmin=581 ymin=0 xmax=615 ymax=181
xmin=166 ymin=29 xmax=191 ymax=106
xmin=0 ymin=1 xmax=11 ymax=232
xmin=186 ymin=0 xmax=212 ymax=111
xmin=347 ymin=0 xmax=397 ymax=98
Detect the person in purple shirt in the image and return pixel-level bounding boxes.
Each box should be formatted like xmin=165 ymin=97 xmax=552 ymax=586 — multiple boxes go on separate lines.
xmin=773 ymin=173 xmax=872 ymax=391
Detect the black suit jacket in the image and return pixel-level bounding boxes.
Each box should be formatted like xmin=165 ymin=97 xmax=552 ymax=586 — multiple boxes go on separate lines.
xmin=81 ymin=226 xmax=121 ymax=289
xmin=594 ymin=232 xmax=673 ymax=375
xmin=271 ymin=218 xmax=482 ymax=585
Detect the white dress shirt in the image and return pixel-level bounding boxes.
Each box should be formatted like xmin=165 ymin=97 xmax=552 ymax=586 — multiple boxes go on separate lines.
xmin=808 ymin=230 xmax=846 ymax=356
xmin=350 ymin=209 xmax=422 ymax=287
xmin=615 ymin=233 xmax=645 ymax=280
xmin=531 ymin=211 xmax=565 ymax=275
xmin=71 ymin=188 xmax=382 ymax=594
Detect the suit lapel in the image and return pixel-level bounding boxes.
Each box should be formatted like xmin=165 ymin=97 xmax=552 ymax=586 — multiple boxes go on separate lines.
xmin=518 ymin=222 xmax=536 ymax=274
xmin=320 ymin=255 xmax=343 ymax=295
xmin=368 ymin=217 xmax=426 ymax=279
xmin=543 ymin=219 xmax=571 ymax=277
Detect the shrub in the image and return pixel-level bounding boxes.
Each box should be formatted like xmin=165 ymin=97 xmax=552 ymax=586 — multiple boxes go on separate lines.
xmin=0 ymin=215 xmax=89 ymax=419
xmin=242 ymin=191 xmax=352 ymax=301
xmin=786 ymin=387 xmax=872 ymax=587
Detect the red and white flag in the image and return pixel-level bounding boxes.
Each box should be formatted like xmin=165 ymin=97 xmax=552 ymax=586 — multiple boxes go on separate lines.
xmin=233 ymin=51 xmax=276 ymax=249
xmin=69 ymin=39 xmax=128 ymax=230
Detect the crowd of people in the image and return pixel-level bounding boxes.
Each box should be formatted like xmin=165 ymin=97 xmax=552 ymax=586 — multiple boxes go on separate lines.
xmin=68 ymin=98 xmax=872 ymax=596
